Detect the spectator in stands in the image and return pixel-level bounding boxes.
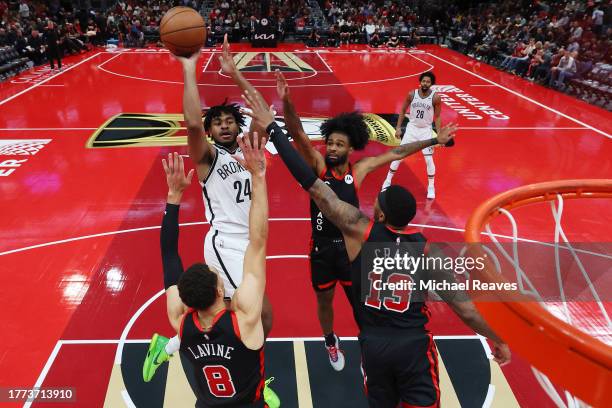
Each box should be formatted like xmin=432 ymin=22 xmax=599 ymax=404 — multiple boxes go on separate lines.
xmin=326 ymin=24 xmax=339 ymax=47
xmin=129 ymin=20 xmax=144 ymax=47
xmin=339 ymin=18 xmax=351 ymax=45
xmin=19 ymin=0 xmax=30 ymax=20
xmin=369 ymin=28 xmax=381 ymax=48
xmin=568 ymin=20 xmax=583 ymax=42
xmin=306 ymin=28 xmax=321 ymax=47
xmin=405 ymin=29 xmax=418 ymax=48
xmin=591 ymin=5 xmax=604 ymax=36
xmin=248 ymin=15 xmax=258 ymax=40
xmin=386 ymin=30 xmax=400 ymax=47
xmin=364 ymin=19 xmax=376 ymax=43
xmin=500 ymin=41 xmax=525 ymax=70
xmin=13 ymin=30 xmax=28 ymax=58
xmin=276 ymin=17 xmax=285 ymax=41
xmin=526 ymin=47 xmax=545 ymax=79
xmin=26 ymin=29 xmax=44 ymax=65
xmin=549 ymin=49 xmax=576 ymax=89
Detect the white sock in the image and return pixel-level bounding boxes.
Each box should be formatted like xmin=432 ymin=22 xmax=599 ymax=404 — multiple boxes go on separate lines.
xmin=425 ymin=155 xmax=435 ymax=187
xmin=383 ymin=160 xmax=401 ymax=190
xmin=165 ymin=335 xmax=180 ymax=355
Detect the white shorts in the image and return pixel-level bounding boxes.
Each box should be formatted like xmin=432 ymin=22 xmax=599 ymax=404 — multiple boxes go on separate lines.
xmin=204 ymin=229 xmax=249 ymax=299
xmin=402 ymin=124 xmax=434 ymax=155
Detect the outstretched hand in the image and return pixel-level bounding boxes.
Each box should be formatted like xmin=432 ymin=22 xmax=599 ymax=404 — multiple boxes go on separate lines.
xmin=233 ymin=132 xmax=268 ymax=178
xmin=276 ymin=70 xmax=290 ymax=100
xmin=241 ymin=89 xmax=276 ymax=131
xmin=162 ymin=152 xmax=195 ymax=203
xmin=219 ymin=34 xmax=238 ymax=75
xmin=491 ymin=341 xmax=511 ymax=366
xmin=436 ymin=122 xmax=458 ymax=146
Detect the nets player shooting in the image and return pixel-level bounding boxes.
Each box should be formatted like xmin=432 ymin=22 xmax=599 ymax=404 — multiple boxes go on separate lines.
xmin=243 ymin=90 xmax=511 ymax=408
xmin=143 ymin=39 xmax=278 ymax=405
xmin=382 ymin=71 xmax=450 ymax=199
xmin=274 ymin=70 xmax=456 ymax=371
xmin=151 ymin=145 xmax=273 ymax=408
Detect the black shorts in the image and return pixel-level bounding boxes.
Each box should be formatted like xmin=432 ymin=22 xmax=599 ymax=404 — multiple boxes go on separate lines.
xmin=359 ymin=329 xmax=440 ymax=408
xmin=309 ymin=236 xmax=352 ymax=292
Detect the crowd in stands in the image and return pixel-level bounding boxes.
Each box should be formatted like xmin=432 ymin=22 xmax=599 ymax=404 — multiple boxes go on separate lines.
xmin=447 ymin=0 xmax=610 ymax=108
xmin=0 ymin=0 xmax=609 ymax=109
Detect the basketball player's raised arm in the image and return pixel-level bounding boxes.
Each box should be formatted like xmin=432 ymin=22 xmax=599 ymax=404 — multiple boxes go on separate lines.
xmin=276 ymin=70 xmax=325 ymax=173
xmin=426 ymin=246 xmax=511 ymax=365
xmin=354 ymin=123 xmax=457 ymax=182
xmin=161 ymin=153 xmax=194 ymax=333
xmin=241 ymin=90 xmax=369 ymax=260
xmin=231 ymin=134 xmax=269 ymax=349
xmin=177 ymin=52 xmax=214 ymax=168
xmin=218 ymin=34 xmax=267 ymax=137
xmin=395 ymin=91 xmax=414 ymax=139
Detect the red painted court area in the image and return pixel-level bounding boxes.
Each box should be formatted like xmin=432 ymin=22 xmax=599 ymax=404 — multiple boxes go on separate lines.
xmin=0 ymin=44 xmax=610 ymax=407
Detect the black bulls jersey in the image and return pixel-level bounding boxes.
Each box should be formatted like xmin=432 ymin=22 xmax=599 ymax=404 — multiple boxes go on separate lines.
xmin=310 ymin=165 xmax=359 ymax=238
xmin=351 ymin=222 xmax=431 ymax=331
xmin=179 ymin=309 xmax=265 ymax=407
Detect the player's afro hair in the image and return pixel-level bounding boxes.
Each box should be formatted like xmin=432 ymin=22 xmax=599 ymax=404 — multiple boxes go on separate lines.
xmin=419 ymin=71 xmax=436 ymax=85
xmin=178 ymin=263 xmax=219 ymax=311
xmin=320 ymin=112 xmax=369 ymax=151
xmin=203 ymin=101 xmax=246 ymax=132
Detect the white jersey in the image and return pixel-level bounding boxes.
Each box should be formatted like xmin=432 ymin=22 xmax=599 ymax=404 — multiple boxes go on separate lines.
xmin=408 ymin=89 xmax=436 ymax=128
xmin=200 ymin=145 xmax=250 ymax=235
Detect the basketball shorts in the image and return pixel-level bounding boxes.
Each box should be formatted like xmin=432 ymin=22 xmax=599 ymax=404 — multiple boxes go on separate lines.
xmin=310 ymin=236 xmax=352 ymax=292
xmin=402 ymin=124 xmax=434 ymax=156
xmin=359 ymin=329 xmax=440 ymax=408
xmin=204 ymin=229 xmax=249 ymax=299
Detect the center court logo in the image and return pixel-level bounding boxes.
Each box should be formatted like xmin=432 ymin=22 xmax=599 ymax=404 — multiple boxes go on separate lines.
xmin=86 ymin=113 xmax=401 ymax=149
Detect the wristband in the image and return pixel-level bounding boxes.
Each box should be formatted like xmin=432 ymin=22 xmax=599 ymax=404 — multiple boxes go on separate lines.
xmin=265 ymin=122 xmax=278 ymax=135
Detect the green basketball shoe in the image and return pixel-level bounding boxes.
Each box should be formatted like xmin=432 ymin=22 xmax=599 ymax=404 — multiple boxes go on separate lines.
xmin=143 ymin=333 xmax=170 ymax=382
xmin=264 ymin=377 xmax=280 ymax=408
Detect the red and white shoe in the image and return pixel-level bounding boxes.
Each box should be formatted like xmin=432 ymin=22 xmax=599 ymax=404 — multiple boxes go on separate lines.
xmin=325 ymin=335 xmax=345 ymax=371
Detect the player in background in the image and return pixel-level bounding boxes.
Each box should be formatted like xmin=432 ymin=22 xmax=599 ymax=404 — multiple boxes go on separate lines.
xmin=243 ymin=88 xmax=510 ymax=408
xmin=272 ymin=70 xmax=459 ymax=371
xmin=382 ymin=71 xmax=450 ymax=199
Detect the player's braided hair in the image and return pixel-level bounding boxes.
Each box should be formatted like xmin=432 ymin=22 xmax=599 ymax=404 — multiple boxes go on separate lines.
xmin=178 ymin=263 xmax=219 ymax=310
xmin=320 ymin=111 xmax=369 ymax=150
xmin=203 ymin=101 xmax=246 ymax=131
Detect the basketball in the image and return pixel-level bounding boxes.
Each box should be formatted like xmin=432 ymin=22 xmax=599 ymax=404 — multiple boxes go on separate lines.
xmin=160 ymin=7 xmax=206 ymax=57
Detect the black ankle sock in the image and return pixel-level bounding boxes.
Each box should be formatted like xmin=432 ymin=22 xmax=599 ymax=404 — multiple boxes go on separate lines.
xmin=324 ymin=332 xmax=336 ymax=347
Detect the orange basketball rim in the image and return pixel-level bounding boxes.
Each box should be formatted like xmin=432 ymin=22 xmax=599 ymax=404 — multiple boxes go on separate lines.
xmin=465 ymin=179 xmax=612 ymax=407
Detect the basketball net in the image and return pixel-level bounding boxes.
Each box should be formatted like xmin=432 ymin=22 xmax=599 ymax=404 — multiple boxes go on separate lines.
xmin=478 ymin=194 xmax=610 ymax=408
